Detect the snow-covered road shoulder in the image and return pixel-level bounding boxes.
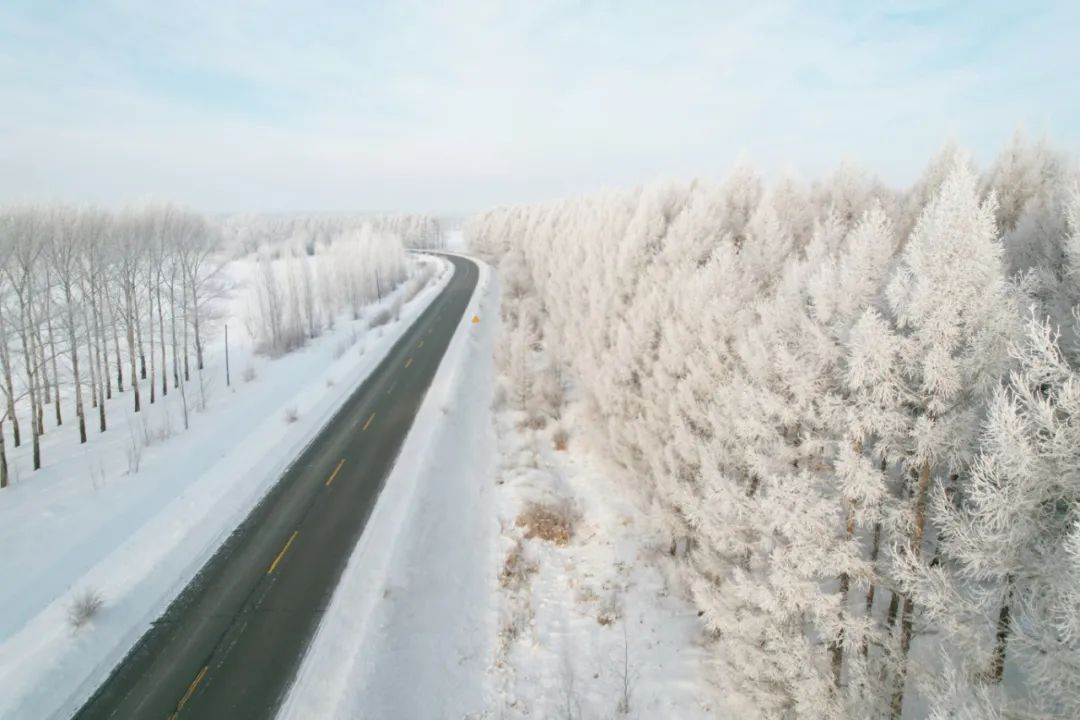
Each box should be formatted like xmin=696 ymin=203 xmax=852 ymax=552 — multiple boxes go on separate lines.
xmin=280 ymin=255 xmax=498 ymax=720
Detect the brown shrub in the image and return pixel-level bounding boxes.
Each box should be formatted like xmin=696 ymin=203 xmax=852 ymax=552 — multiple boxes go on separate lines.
xmin=515 ymin=501 xmax=576 ymax=545
xmin=597 ymin=593 xmax=623 ymax=626
xmin=500 ymin=538 xmax=537 ymax=591
xmin=552 ymin=426 xmax=569 ymax=451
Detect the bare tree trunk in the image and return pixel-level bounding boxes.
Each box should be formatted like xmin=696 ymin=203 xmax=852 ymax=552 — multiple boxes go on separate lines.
xmin=831 ymin=499 xmax=857 ymax=688
xmin=112 ymin=305 xmax=123 ymax=392
xmin=65 ymin=285 xmax=86 ymax=443
xmin=33 ymin=311 xmax=46 ymax=436
xmin=89 ymin=348 xmax=97 ymax=409
xmin=136 ymin=285 xmax=147 ymax=381
xmin=19 ymin=303 xmax=42 ymax=471
xmin=125 ymin=286 xmax=141 ymax=413
xmin=137 ymin=312 xmax=146 ymax=380
xmin=147 ymin=270 xmax=156 ymax=404
xmin=158 ymin=277 xmax=167 ymax=397
xmin=0 ymin=303 xmax=19 ymax=448
xmin=891 ymin=458 xmax=933 ymax=719
xmin=989 ymin=580 xmax=1013 ymax=683
xmin=25 ymin=292 xmax=46 ymax=439
xmin=90 ymin=283 xmax=109 ymax=401
xmin=85 ymin=277 xmax=109 ymax=432
xmin=182 ymin=275 xmax=190 ymax=382
xmin=169 ymin=278 xmax=180 ymax=389
xmin=95 ymin=319 xmax=106 ymax=431
xmin=178 ymin=363 xmax=189 ymax=431
xmin=45 ymin=278 xmax=62 ymax=427
xmin=0 ymin=418 xmax=7 ymax=488
xmin=37 ymin=319 xmax=50 ymax=406
xmin=862 ymin=520 xmax=883 ymax=658
xmin=192 ymin=291 xmax=204 ymax=371
xmin=82 ymin=300 xmax=101 ymax=435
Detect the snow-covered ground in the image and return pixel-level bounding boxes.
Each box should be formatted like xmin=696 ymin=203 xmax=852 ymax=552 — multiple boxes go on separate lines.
xmin=0 ymin=253 xmax=452 ymax=720
xmin=281 ymin=255 xmax=498 ymax=719
xmin=488 ymin=387 xmax=727 ymax=719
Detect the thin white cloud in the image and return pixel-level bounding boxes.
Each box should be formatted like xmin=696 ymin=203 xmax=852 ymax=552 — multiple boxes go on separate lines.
xmin=0 ymin=0 xmax=1076 ymax=212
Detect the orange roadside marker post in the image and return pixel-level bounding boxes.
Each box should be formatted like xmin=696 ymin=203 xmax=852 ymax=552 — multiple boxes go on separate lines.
xmin=471 ymin=315 xmax=480 ymax=324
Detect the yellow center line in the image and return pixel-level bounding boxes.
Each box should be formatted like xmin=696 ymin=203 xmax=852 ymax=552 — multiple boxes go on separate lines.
xmin=172 ymin=664 xmax=208 ymax=716
xmin=363 ymin=412 xmax=376 ymax=431
xmin=418 ymin=339 xmax=424 ymax=348
xmin=267 ymin=531 xmax=299 ymax=575
xmin=405 ymin=357 xmax=413 ymax=368
xmin=324 ymin=459 xmax=346 ymax=487
xmin=386 ymin=380 xmax=398 ymax=396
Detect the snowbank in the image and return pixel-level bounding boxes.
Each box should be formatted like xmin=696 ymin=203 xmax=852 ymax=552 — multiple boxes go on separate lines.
xmin=279 ymin=254 xmax=498 ymax=719
xmin=0 ymin=256 xmax=452 ymax=720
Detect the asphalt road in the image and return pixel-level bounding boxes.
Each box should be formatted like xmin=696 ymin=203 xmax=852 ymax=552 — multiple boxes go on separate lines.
xmin=74 ymin=254 xmax=479 ymax=720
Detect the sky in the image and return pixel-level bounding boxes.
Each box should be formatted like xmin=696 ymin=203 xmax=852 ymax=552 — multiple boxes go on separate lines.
xmin=0 ymin=0 xmax=1077 ymax=214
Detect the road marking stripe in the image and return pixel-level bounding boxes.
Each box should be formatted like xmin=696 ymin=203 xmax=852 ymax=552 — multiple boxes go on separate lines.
xmin=386 ymin=379 xmax=397 ymax=396
xmin=324 ymin=459 xmax=345 ymax=487
xmin=405 ymin=357 xmax=413 ymax=368
xmin=267 ymin=531 xmax=299 ymax=575
xmin=418 ymin=339 xmax=424 ymax=348
xmin=363 ymin=412 xmax=376 ymax=431
xmin=173 ymin=664 xmax=208 ymax=715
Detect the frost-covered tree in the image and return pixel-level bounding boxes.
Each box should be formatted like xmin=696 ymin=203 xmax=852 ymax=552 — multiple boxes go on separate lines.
xmin=467 ymin=139 xmax=1079 ymax=718
xmin=880 ymin=162 xmax=1017 ymax=716
xmin=0 ymin=202 xmax=233 ymax=478
xmin=242 ymin=218 xmax=408 ymax=356
xmin=47 ymin=207 xmax=88 ymax=442
xmin=918 ymin=317 xmax=1080 ymax=719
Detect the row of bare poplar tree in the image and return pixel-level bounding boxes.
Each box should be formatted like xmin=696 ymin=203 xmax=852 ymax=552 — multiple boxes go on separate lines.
xmin=0 ymin=205 xmax=223 ymax=488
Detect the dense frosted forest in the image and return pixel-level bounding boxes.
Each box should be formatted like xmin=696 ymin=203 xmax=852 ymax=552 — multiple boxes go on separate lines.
xmin=467 ymin=134 xmax=1080 ymax=718
xmin=0 ymin=208 xmax=444 ymax=487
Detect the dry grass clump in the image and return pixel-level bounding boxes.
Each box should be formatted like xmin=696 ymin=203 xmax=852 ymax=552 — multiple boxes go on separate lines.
xmin=68 ymin=589 xmax=104 ymax=630
xmin=500 ymin=538 xmax=538 ymax=591
xmin=523 ymin=411 xmax=548 ymax=430
xmin=515 ymin=501 xmax=576 ymax=545
xmin=597 ymin=593 xmax=623 ymax=626
xmin=552 ymin=426 xmax=569 ymax=451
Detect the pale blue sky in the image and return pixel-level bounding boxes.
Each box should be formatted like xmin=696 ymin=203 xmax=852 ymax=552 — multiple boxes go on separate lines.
xmin=0 ymin=0 xmax=1076 ymax=213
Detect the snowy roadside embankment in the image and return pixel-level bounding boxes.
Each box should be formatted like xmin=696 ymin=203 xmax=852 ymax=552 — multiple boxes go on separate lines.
xmin=0 ymin=256 xmax=452 ymax=720
xmin=280 ymin=255 xmax=498 ymax=720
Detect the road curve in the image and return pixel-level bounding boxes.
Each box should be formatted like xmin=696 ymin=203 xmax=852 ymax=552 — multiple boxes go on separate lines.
xmin=74 ymin=254 xmax=480 ymax=720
